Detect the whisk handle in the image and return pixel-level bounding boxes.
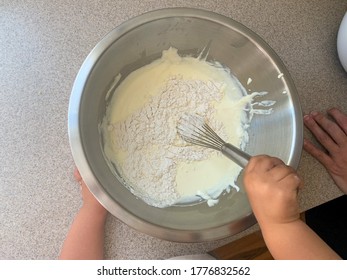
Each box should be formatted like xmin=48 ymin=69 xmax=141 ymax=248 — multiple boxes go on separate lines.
xmin=221 ymin=143 xmax=251 ymax=168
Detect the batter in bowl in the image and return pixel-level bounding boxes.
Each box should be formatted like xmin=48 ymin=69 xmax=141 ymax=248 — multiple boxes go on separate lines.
xmin=101 ymin=48 xmax=272 ymax=208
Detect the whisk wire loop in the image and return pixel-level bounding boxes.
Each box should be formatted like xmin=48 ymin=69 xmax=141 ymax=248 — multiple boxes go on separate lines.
xmin=177 ymin=113 xmax=251 ymax=168
xmin=177 ymin=114 xmax=225 ymax=150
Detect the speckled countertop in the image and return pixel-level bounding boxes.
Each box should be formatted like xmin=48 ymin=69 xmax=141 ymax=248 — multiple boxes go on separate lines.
xmin=1 ymin=0 xmax=346 ymax=260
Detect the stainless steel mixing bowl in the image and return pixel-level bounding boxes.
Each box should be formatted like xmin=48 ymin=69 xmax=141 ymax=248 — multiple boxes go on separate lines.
xmin=68 ymin=8 xmax=303 ymax=242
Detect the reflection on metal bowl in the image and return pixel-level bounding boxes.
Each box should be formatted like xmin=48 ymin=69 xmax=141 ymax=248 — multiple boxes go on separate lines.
xmin=68 ymin=8 xmax=303 ymax=242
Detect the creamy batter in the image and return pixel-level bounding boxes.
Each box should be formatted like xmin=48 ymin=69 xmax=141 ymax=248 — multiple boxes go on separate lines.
xmin=102 ymin=48 xmax=271 ymax=208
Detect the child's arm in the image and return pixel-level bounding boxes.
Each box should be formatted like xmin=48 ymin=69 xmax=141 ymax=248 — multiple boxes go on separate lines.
xmin=243 ymin=155 xmax=341 ymax=260
xmin=59 ymin=169 xmax=108 ymax=260
xmin=261 ymin=219 xmax=339 ymax=260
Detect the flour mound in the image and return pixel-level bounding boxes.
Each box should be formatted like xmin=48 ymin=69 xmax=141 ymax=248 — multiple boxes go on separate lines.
xmin=109 ymin=76 xmax=226 ymax=207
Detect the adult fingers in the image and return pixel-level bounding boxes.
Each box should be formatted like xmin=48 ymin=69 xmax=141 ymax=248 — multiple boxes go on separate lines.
xmin=310 ymin=111 xmax=345 ymax=146
xmin=328 ymin=108 xmax=347 ymax=136
xmin=304 ymin=112 xmax=339 ymax=152
xmin=303 ymin=138 xmax=334 ymax=169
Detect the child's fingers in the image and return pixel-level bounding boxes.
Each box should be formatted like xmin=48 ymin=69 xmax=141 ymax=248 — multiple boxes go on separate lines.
xmin=280 ymin=171 xmax=302 ymax=192
xmin=73 ymin=168 xmax=85 ymax=190
xmin=247 ymin=155 xmax=283 ymax=172
xmin=74 ymin=168 xmax=82 ymax=182
xmin=269 ymin=163 xmax=296 ymax=181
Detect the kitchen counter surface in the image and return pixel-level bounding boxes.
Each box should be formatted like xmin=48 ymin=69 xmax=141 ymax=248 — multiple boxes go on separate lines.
xmin=1 ymin=0 xmax=346 ymax=259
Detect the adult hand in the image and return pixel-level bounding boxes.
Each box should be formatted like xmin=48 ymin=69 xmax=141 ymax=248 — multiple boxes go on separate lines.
xmin=304 ymin=108 xmax=347 ymax=194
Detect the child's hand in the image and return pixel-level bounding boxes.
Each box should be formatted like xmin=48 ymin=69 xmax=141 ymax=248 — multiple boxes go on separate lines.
xmin=243 ymin=155 xmax=302 ymax=227
xmin=304 ymin=108 xmax=347 ymax=194
xmin=74 ymin=168 xmax=108 ymax=216
xmin=59 ymin=169 xmax=108 ymax=260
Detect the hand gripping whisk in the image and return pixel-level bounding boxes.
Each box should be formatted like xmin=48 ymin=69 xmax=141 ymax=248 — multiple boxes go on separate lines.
xmin=177 ymin=114 xmax=251 ymax=168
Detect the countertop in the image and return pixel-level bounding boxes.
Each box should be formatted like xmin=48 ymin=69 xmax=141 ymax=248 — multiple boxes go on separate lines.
xmin=1 ymin=0 xmax=346 ymax=260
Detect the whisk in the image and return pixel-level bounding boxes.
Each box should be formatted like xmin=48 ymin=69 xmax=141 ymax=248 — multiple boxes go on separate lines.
xmin=177 ymin=114 xmax=251 ymax=168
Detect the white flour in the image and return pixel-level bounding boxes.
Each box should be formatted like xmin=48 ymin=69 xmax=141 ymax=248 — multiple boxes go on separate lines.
xmin=108 ymin=76 xmax=226 ymax=207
